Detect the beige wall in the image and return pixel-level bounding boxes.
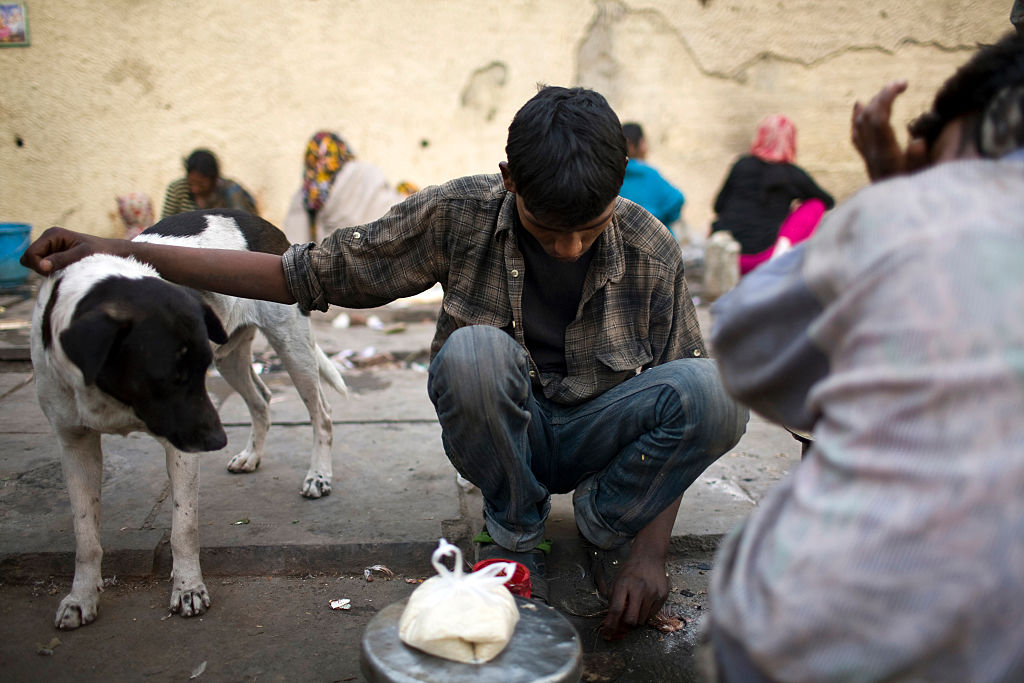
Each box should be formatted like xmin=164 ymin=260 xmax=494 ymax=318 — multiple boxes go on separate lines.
xmin=0 ymin=0 xmax=1013 ymax=240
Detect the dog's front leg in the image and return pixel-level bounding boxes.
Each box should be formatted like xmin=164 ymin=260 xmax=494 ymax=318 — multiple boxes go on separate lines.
xmin=164 ymin=446 xmax=210 ymax=617
xmin=55 ymin=427 xmax=104 ymax=629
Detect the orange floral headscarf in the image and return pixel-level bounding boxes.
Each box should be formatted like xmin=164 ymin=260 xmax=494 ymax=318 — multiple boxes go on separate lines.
xmin=750 ymin=114 xmax=797 ymax=164
xmin=302 ymin=131 xmax=355 ymax=212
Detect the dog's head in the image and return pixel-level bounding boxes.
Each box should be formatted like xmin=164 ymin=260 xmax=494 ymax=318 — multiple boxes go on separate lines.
xmin=59 ymin=277 xmax=229 ymax=453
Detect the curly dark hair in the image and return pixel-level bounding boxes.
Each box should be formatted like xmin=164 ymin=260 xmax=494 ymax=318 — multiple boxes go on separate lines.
xmin=908 ymin=31 xmax=1024 ymax=158
xmin=505 ymin=86 xmax=627 ymax=228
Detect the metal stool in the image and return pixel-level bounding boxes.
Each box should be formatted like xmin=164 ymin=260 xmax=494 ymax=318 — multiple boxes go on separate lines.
xmin=785 ymin=426 xmax=814 ymax=458
xmin=360 ymin=596 xmax=582 ymax=682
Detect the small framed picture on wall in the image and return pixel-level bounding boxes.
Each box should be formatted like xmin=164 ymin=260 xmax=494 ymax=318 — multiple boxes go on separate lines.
xmin=0 ymin=2 xmax=28 ymax=47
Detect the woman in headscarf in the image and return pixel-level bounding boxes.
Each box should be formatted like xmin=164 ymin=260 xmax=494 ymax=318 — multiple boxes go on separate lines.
xmin=710 ymin=114 xmax=834 ymax=275
xmin=282 ymin=131 xmax=406 ymax=243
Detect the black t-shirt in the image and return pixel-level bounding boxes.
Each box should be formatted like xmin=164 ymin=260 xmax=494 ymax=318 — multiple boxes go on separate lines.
xmin=515 ymin=215 xmax=594 ymax=375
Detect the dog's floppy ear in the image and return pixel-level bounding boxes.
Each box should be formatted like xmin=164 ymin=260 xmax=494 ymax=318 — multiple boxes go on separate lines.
xmin=183 ymin=288 xmax=227 ymax=344
xmin=183 ymin=289 xmax=228 ymax=344
xmin=202 ymin=303 xmax=228 ymax=344
xmin=59 ymin=307 xmax=132 ymax=386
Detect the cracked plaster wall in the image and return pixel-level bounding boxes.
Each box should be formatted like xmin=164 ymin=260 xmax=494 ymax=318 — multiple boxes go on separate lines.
xmin=0 ymin=0 xmax=1013 ymax=239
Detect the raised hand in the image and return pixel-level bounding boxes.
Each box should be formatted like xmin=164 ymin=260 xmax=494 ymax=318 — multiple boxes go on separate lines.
xmin=851 ymin=80 xmax=929 ymax=182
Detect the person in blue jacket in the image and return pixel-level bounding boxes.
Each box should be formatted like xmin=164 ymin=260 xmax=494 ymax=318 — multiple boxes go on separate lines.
xmin=619 ymin=122 xmax=685 ymax=234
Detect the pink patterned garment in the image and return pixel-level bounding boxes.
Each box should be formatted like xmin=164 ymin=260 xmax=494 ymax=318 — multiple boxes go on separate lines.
xmin=117 ymin=193 xmax=155 ymax=239
xmin=749 ymin=113 xmax=797 ymax=163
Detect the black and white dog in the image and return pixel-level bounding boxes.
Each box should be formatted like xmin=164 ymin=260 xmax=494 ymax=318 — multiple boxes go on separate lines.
xmin=32 ymin=250 xmax=229 ymax=629
xmin=32 ymin=210 xmax=346 ymax=629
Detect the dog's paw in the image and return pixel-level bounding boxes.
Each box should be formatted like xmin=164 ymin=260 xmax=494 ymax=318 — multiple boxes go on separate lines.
xmin=227 ymin=450 xmax=261 ymax=473
xmin=55 ymin=594 xmax=99 ymax=630
xmin=301 ymin=473 xmax=332 ymax=499
xmin=169 ymin=583 xmax=211 ymax=617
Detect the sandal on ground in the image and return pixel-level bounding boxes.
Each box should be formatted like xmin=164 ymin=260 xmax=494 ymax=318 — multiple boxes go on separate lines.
xmin=473 ymin=528 xmax=552 ymax=604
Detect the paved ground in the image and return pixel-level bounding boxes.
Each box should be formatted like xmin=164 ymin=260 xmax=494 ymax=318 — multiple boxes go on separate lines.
xmin=0 ymin=274 xmax=800 ymax=682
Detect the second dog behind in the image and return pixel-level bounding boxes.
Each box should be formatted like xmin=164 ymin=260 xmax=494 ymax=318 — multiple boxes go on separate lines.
xmin=135 ymin=209 xmax=349 ymax=498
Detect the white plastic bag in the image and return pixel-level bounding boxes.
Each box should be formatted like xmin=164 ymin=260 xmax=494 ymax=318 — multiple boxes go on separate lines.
xmin=398 ymin=538 xmax=520 ymax=663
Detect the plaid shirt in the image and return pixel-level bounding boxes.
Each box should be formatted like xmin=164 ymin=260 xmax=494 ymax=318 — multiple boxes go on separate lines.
xmin=282 ymin=173 xmax=705 ymax=404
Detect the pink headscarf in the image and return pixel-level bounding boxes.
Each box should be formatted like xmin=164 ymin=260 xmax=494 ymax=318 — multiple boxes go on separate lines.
xmin=117 ymin=193 xmax=155 ymax=239
xmin=750 ymin=114 xmax=797 ymax=163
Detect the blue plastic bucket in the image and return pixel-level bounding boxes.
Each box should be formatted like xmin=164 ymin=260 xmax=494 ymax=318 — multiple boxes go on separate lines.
xmin=0 ymin=223 xmax=31 ymax=288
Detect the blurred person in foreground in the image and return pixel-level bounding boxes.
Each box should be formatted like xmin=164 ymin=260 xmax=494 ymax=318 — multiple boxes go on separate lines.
xmin=710 ymin=114 xmax=834 ymax=276
xmin=21 ymin=85 xmax=748 ymax=640
xmin=705 ymin=32 xmax=1024 ymax=682
xmin=161 ymin=148 xmax=258 ymax=219
xmin=281 ymin=131 xmax=406 ymax=243
xmin=619 ymin=122 xmax=686 ymax=236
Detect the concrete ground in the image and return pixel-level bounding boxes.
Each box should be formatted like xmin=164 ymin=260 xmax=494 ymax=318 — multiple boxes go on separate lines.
xmin=0 ymin=275 xmax=801 ymax=682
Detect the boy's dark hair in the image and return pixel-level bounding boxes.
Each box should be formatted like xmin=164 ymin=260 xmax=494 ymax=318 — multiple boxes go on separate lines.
xmin=622 ymin=122 xmax=644 ymax=148
xmin=505 ymin=86 xmax=627 ymax=228
xmin=908 ymin=32 xmax=1024 ymax=158
xmin=185 ymin=149 xmax=220 ymax=180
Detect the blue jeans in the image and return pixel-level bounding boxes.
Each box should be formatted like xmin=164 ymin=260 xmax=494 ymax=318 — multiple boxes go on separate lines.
xmin=427 ymin=326 xmax=749 ymax=552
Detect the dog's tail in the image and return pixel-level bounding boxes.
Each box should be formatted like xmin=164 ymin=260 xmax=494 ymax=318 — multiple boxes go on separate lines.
xmin=316 ymin=345 xmax=349 ymax=398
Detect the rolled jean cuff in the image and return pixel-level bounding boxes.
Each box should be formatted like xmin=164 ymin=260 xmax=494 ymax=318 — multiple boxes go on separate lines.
xmin=572 ymin=476 xmax=631 ymax=550
xmin=483 ymin=505 xmax=549 ymax=552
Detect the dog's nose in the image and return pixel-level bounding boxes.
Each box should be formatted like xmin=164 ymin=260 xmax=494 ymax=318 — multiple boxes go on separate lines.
xmin=202 ymin=427 xmax=228 ymax=452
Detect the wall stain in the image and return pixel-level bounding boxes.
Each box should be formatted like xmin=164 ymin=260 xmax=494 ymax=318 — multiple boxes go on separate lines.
xmin=460 ymin=62 xmax=509 ymax=122
xmin=104 ymin=57 xmax=155 ymax=95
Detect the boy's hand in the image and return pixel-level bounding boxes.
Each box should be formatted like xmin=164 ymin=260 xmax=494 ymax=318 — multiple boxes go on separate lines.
xmin=20 ymin=228 xmax=122 ymax=275
xmin=599 ymin=552 xmax=669 ymax=640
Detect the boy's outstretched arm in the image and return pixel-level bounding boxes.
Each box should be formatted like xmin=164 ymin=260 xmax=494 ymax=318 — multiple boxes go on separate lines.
xmin=21 ymin=227 xmax=295 ymax=304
